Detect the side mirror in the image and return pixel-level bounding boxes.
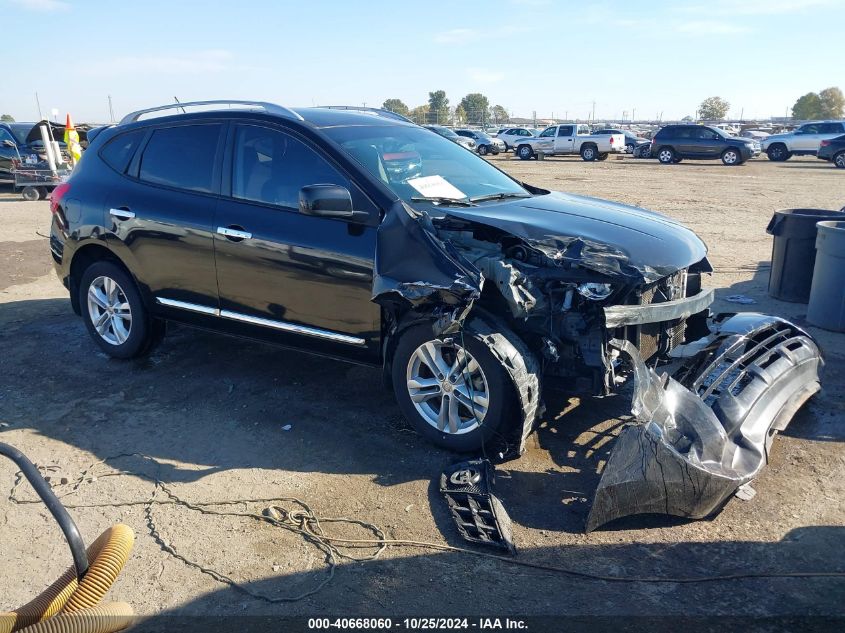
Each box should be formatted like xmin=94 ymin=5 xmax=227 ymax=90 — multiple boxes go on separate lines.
xmin=299 ymin=184 xmax=367 ymax=222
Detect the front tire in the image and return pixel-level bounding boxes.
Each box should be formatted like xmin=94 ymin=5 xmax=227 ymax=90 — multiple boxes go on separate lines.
xmin=767 ymin=144 xmax=792 ymax=161
xmin=657 ymin=147 xmax=675 ymax=164
xmin=391 ymin=322 xmax=517 ymax=452
xmin=21 ymin=186 xmax=39 ymax=201
xmin=478 ymin=145 xmax=489 ymax=156
xmin=721 ymin=148 xmax=741 ymax=165
xmin=834 ymin=152 xmax=845 ymax=168
xmin=517 ymin=144 xmax=534 ymax=160
xmin=79 ymin=260 xmax=151 ymax=359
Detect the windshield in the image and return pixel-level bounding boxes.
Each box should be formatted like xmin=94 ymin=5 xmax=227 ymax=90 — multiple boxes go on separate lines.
xmin=8 ymin=124 xmax=32 ymax=145
xmin=324 ymin=125 xmax=529 ymax=204
xmin=429 ymin=126 xmax=458 ymax=139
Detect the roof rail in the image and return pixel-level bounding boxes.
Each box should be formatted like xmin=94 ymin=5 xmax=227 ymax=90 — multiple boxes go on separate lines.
xmin=319 ymin=105 xmax=414 ymax=124
xmin=119 ymin=100 xmax=304 ymax=125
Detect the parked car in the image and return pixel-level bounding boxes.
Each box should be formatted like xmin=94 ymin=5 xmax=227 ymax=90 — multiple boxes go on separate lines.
xmin=495 ymin=127 xmax=538 ymax=151
xmin=455 ymin=129 xmax=505 ymax=155
xmin=817 ymin=134 xmax=845 ymax=168
xmin=762 ymin=121 xmax=845 ymax=161
xmin=740 ymin=129 xmax=770 ymax=141
xmin=49 ymin=100 xmax=822 ymax=530
xmin=514 ymin=124 xmax=625 ymax=161
xmin=592 ymin=128 xmax=648 ymax=154
xmin=0 ymin=121 xmax=71 ymax=181
xmin=423 ymin=125 xmax=476 ymax=151
xmin=651 ymin=125 xmax=760 ymax=165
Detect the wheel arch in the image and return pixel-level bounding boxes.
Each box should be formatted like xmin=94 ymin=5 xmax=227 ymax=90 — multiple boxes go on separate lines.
xmin=68 ymin=242 xmax=145 ymax=316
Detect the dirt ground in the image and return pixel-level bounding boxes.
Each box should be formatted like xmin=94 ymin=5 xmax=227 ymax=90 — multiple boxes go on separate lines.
xmin=1 ymin=154 xmax=844 ymax=627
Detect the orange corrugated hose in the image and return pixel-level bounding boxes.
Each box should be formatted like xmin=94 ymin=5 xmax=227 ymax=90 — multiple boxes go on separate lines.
xmin=0 ymin=525 xmax=135 ymax=633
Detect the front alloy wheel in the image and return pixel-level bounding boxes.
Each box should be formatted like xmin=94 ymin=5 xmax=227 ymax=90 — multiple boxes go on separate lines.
xmin=722 ymin=148 xmax=740 ymax=165
xmin=406 ymin=341 xmax=489 ymax=435
xmin=391 ymin=321 xmax=518 ymax=451
xmin=478 ymin=145 xmax=489 ymax=156
xmin=518 ymin=145 xmax=534 ymax=160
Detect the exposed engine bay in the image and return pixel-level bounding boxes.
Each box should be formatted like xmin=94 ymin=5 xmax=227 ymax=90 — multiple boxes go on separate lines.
xmin=372 ymin=198 xmax=824 ymax=530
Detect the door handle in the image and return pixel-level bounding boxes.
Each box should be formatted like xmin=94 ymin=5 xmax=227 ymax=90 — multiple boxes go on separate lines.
xmin=217 ymin=226 xmax=252 ymax=241
xmin=109 ymin=207 xmax=135 ymax=220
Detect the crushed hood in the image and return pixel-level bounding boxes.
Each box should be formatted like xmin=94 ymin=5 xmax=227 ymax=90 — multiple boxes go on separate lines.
xmin=438 ymin=192 xmax=708 ymax=284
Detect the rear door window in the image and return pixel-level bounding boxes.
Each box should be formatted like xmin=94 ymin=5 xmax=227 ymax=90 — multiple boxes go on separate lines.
xmin=138 ymin=124 xmax=222 ymax=193
xmin=100 ymin=129 xmax=146 ymax=173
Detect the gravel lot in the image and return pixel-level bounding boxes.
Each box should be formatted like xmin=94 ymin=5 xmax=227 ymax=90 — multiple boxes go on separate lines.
xmin=1 ymin=154 xmax=843 ymax=625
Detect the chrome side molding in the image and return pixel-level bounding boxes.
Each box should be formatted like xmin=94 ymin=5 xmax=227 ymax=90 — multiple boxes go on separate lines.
xmin=154 ymin=297 xmax=365 ymax=346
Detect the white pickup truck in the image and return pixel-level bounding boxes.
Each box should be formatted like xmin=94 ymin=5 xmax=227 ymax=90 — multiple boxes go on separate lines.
xmin=514 ymin=124 xmax=626 ymax=161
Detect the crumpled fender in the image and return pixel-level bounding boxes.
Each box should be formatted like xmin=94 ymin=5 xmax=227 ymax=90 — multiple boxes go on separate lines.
xmin=586 ymin=313 xmax=823 ymax=532
xmin=372 ymin=200 xmax=482 ymax=334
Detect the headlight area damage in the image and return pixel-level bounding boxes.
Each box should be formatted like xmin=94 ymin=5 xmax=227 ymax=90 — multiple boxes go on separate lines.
xmin=586 ymin=315 xmax=823 ymax=531
xmin=373 ymin=200 xmax=824 ymax=530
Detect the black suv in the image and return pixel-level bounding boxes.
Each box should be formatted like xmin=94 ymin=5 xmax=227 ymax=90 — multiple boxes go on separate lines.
xmin=651 ymin=125 xmax=760 ymax=165
xmin=817 ymin=134 xmax=845 ymax=168
xmin=50 ymin=100 xmax=814 ymax=466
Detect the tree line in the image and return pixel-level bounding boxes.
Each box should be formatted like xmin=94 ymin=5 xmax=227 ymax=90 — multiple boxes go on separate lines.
xmin=382 ymin=92 xmax=509 ymax=126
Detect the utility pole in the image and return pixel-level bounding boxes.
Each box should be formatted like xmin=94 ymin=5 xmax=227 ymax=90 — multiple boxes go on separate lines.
xmin=591 ymin=100 xmax=596 ymax=123
xmin=532 ymin=110 xmax=536 ymax=127
xmin=632 ymin=108 xmax=636 ymax=122
xmin=108 ymin=95 xmax=115 ymax=123
xmin=35 ymin=92 xmax=43 ymax=120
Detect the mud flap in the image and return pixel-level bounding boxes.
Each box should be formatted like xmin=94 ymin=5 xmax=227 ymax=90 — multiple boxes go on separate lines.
xmin=586 ymin=313 xmax=823 ymax=532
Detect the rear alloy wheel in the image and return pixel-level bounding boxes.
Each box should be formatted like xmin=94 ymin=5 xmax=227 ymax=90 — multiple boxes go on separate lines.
xmin=478 ymin=145 xmax=489 ymax=156
xmin=657 ymin=147 xmax=675 ymax=164
xmin=80 ymin=260 xmax=152 ymax=359
xmin=721 ymin=148 xmax=741 ymax=165
xmin=518 ymin=145 xmax=534 ymax=160
xmin=834 ymin=152 xmax=845 ymax=169
xmin=392 ymin=322 xmax=516 ymax=452
xmin=767 ymin=144 xmax=791 ymax=161
xmin=581 ymin=145 xmax=597 ymax=161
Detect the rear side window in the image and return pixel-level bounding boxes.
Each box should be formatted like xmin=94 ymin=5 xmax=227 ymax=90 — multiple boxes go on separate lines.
xmin=139 ymin=124 xmax=222 ymax=193
xmin=820 ymin=122 xmax=845 ymax=134
xmin=99 ymin=129 xmax=145 ymax=173
xmin=557 ymin=125 xmax=573 ymax=136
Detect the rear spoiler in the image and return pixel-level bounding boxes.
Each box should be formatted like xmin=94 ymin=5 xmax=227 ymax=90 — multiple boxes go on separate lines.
xmin=85 ymin=125 xmax=113 ymax=146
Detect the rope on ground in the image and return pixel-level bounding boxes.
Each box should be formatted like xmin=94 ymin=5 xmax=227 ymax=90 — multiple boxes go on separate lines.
xmin=8 ymin=453 xmax=845 ymax=604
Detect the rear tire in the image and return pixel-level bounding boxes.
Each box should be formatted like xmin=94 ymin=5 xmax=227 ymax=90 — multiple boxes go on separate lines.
xmin=79 ymin=260 xmax=152 ymax=359
xmin=834 ymin=152 xmax=845 ymax=168
xmin=625 ymin=143 xmax=635 ymax=154
xmin=657 ymin=147 xmax=675 ymax=164
xmin=581 ymin=145 xmax=597 ymax=161
xmin=391 ymin=321 xmax=518 ymax=452
xmin=767 ymin=144 xmax=791 ymax=161
xmin=517 ymin=145 xmax=534 ymax=160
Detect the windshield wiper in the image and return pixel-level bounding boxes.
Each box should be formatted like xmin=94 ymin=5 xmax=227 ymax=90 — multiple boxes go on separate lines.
xmin=410 ymin=196 xmax=476 ymax=207
xmin=469 ymin=192 xmax=532 ymax=203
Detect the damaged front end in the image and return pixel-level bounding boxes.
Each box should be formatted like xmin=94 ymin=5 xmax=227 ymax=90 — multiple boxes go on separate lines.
xmin=586 ymin=313 xmax=823 ymax=531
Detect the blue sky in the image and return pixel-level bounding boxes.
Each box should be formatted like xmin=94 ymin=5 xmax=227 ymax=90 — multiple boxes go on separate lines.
xmin=3 ymin=0 xmax=843 ymax=123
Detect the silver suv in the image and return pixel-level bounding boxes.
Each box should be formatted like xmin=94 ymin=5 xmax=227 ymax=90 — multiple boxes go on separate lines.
xmin=762 ymin=121 xmax=845 ymax=161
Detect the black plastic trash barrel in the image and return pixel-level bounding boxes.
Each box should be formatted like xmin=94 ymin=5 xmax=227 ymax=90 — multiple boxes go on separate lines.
xmin=808 ymin=221 xmax=845 ymax=332
xmin=766 ymin=208 xmax=845 ymax=303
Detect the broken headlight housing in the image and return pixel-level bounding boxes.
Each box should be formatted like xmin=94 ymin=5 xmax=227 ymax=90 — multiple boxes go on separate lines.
xmin=577 ymin=282 xmax=613 ymax=301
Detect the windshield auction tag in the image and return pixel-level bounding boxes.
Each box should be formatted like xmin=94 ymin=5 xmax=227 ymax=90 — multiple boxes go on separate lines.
xmin=407 ymin=175 xmax=466 ymax=200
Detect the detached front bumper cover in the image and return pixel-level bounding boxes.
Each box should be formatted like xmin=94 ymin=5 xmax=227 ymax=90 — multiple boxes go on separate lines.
xmin=586 ymin=313 xmax=823 ymax=532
